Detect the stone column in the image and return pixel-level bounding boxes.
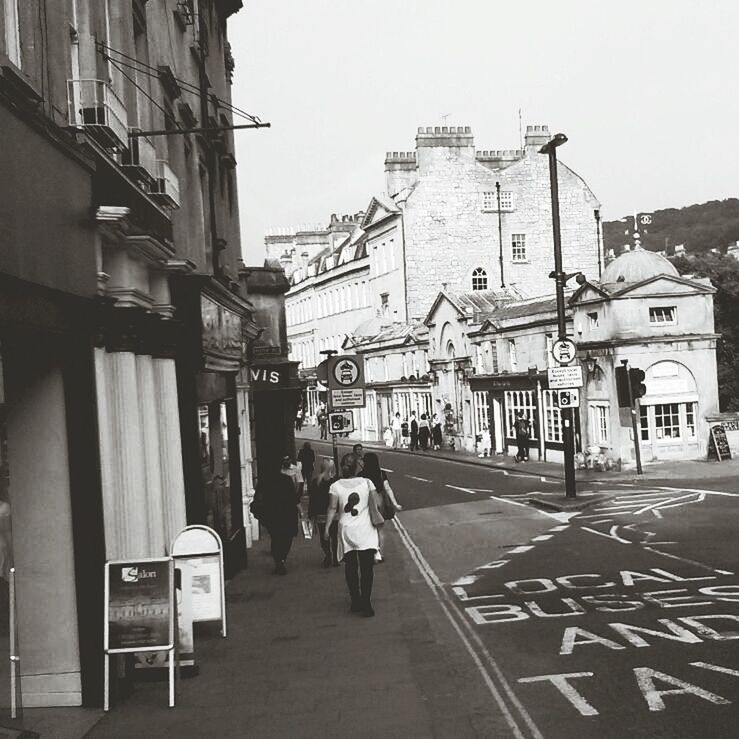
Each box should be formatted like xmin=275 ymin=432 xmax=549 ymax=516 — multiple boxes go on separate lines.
xmin=94 ymin=348 xmax=149 ymax=557
xmin=153 ymin=357 xmax=187 ymax=548
xmin=136 ymin=354 xmax=166 ymax=555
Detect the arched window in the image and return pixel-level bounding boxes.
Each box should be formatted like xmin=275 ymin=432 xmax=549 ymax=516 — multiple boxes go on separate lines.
xmin=471 ymin=267 xmax=488 ymax=291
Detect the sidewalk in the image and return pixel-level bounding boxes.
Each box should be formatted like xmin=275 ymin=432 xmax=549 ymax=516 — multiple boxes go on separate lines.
xmin=297 ymin=424 xmax=739 ymax=483
xmin=84 ymin=525 xmax=508 ymax=738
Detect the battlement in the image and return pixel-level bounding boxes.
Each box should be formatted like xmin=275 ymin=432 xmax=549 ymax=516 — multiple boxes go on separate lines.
xmin=416 ymin=125 xmax=474 ymax=150
xmin=416 ymin=126 xmax=472 ymax=135
xmin=384 ymin=151 xmax=417 ymax=162
xmin=329 ymin=212 xmax=365 ymax=225
xmin=475 ymin=149 xmax=524 ymax=160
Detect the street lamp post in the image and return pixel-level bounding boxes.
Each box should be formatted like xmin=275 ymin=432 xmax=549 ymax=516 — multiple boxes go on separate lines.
xmin=540 ymin=133 xmax=577 ymax=499
xmin=319 ymin=348 xmax=340 ymax=470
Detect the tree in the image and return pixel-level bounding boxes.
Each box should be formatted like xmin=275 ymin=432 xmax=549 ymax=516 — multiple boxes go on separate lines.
xmin=673 ymin=253 xmax=739 ymax=411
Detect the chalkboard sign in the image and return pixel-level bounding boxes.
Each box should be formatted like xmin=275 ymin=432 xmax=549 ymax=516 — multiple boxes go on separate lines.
xmin=709 ymin=424 xmax=731 ymax=461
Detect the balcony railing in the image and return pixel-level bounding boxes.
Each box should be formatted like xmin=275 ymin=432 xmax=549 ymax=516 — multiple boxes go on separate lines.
xmin=67 ymin=79 xmax=128 ymax=149
xmin=150 ymin=160 xmax=180 ymax=208
xmin=119 ymin=129 xmax=158 ymax=183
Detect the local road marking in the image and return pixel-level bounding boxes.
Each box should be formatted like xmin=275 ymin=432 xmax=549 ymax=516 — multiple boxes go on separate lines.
xmin=581 ymin=526 xmax=631 ymax=545
xmin=406 ymin=475 xmax=431 ymax=482
xmin=518 ymin=672 xmax=597 ymax=717
xmin=691 ymin=662 xmax=739 ymax=678
xmin=391 ymin=517 xmax=543 ymax=738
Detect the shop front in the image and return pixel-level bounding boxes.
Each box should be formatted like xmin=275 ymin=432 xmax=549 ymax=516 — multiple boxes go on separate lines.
xmin=173 ymin=278 xmax=258 ymax=576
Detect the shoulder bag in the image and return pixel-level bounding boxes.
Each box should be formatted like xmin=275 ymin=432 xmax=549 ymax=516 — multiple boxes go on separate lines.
xmin=365 ymin=480 xmax=385 ymax=527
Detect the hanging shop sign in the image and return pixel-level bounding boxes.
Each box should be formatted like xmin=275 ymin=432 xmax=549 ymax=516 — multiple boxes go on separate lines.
xmin=250 ymin=365 xmax=287 ymax=388
xmin=171 ymin=525 xmax=227 ymax=637
xmin=201 ymin=295 xmax=243 ymax=371
xmin=104 ymin=557 xmax=175 ymax=710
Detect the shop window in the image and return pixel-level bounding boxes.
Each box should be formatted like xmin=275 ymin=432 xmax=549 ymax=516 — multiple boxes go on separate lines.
xmin=471 ymin=267 xmax=488 ymax=291
xmin=649 ymin=306 xmax=676 ymax=325
xmin=654 ymin=403 xmax=681 ymax=440
xmin=505 ymin=390 xmax=538 ymax=440
xmin=473 ymin=391 xmax=490 ymax=436
xmin=640 ymin=405 xmax=650 ymax=440
xmin=543 ymin=389 xmax=562 ymax=443
xmin=686 ymin=402 xmax=697 ymax=438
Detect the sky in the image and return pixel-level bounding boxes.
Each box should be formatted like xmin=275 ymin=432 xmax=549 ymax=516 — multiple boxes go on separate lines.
xmin=229 ymin=0 xmax=739 ymax=264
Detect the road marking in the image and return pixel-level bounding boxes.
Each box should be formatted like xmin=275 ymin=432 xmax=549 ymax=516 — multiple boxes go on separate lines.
xmin=642 ymin=546 xmax=734 ymax=575
xmin=452 ymin=575 xmax=480 ymax=586
xmin=549 ymin=524 xmax=570 ymax=532
xmin=656 ymin=485 xmax=739 ymax=497
xmin=392 ymin=517 xmax=543 ymax=739
xmin=406 ymin=475 xmax=431 ymax=482
xmin=508 ymin=545 xmax=535 ymax=554
xmin=531 ymin=535 xmax=553 ymax=542
xmin=581 ymin=526 xmax=631 ymax=545
xmin=447 ymin=484 xmax=479 ymax=494
xmin=381 ymin=467 xmax=394 ymax=473
xmin=479 ymin=560 xmax=509 ymax=569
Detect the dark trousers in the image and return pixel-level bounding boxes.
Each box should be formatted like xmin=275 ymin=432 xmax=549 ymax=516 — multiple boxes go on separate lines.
xmin=319 ymin=422 xmax=327 ymax=440
xmin=344 ymin=549 xmax=375 ymax=607
xmin=319 ymin=521 xmax=339 ymax=563
xmin=516 ymin=434 xmax=529 ymax=461
xmin=410 ymin=432 xmax=419 ymax=451
xmin=271 ymin=533 xmax=293 ymax=565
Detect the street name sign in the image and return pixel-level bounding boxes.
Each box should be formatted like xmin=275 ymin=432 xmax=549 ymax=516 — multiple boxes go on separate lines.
xmin=329 ymin=410 xmax=354 ymax=434
xmin=551 ymin=338 xmax=577 ymax=365
xmin=548 ymin=365 xmax=583 ymax=389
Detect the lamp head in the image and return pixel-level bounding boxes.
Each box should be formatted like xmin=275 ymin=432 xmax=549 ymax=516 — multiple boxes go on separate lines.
xmin=539 ymin=133 xmax=568 ymax=154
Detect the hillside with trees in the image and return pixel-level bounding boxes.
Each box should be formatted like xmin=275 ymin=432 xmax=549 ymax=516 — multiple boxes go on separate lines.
xmin=603 ymin=199 xmax=739 ymax=255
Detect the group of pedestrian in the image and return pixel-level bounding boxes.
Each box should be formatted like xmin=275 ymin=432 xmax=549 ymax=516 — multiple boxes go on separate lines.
xmin=402 ymin=410 xmax=443 ymax=451
xmin=252 ymin=441 xmax=402 ymax=618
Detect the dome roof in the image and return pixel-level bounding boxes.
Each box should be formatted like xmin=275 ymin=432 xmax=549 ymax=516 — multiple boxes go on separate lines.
xmin=601 ymin=247 xmax=678 ymax=285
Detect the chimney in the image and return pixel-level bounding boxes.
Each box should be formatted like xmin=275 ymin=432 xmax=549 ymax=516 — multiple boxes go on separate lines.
xmin=416 ymin=126 xmax=475 ymax=176
xmin=384 ymin=151 xmax=418 ymax=199
xmin=524 ymin=124 xmax=551 ymax=153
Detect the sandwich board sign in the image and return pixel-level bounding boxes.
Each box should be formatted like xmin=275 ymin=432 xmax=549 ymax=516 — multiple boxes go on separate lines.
xmin=171 ymin=525 xmax=227 ymax=637
xmin=104 ymin=557 xmax=175 ymax=710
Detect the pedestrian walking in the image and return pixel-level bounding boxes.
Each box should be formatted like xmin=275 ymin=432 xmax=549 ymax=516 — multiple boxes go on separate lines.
xmin=432 ymin=413 xmax=443 ymax=450
xmin=478 ymin=425 xmax=491 ymax=458
xmin=361 ymin=452 xmax=402 ymax=562
xmin=409 ymin=411 xmax=419 ymax=451
xmin=297 ymin=442 xmax=315 ymax=485
xmin=391 ymin=412 xmax=402 ymax=448
xmin=325 ymin=452 xmax=383 ymax=617
xmin=259 ymin=461 xmax=299 ymax=575
xmin=352 ymin=443 xmax=364 ymax=469
xmin=318 ymin=404 xmax=328 ymax=440
xmin=309 ymin=457 xmax=339 ymax=566
xmin=418 ymin=413 xmax=431 ymax=451
xmin=295 ymin=406 xmax=304 ymax=431
xmin=514 ymin=411 xmax=530 ymax=462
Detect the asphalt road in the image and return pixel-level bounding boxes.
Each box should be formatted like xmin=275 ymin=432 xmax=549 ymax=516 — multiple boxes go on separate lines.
xmin=307 ymin=439 xmax=739 ymax=738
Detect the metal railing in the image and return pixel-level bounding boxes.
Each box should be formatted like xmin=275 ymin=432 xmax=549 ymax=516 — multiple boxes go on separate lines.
xmin=151 ymin=159 xmax=181 ymax=208
xmin=121 ymin=128 xmax=158 ymax=181
xmin=67 ymin=79 xmax=128 ymax=149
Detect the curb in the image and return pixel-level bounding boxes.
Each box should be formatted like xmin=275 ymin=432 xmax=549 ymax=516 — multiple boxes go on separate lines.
xmin=526 ymin=492 xmax=613 ymax=512
xmin=296 ymin=434 xmax=634 ymax=484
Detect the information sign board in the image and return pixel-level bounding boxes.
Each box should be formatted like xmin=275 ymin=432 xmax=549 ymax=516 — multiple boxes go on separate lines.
xmin=104 ymin=556 xmax=175 ymax=710
xmin=557 ymin=388 xmax=580 ymax=408
xmin=171 ymin=525 xmax=227 ymax=637
xmin=329 ymin=410 xmax=354 ymax=434
xmin=548 ymin=365 xmax=583 ymax=389
xmin=329 ymin=388 xmax=366 ymax=409
xmin=709 ymin=424 xmax=731 ymax=461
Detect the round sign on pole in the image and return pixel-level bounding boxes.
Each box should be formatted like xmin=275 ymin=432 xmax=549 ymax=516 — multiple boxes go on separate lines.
xmin=551 ymin=338 xmax=577 ymax=365
xmin=332 ymin=357 xmax=360 ymax=386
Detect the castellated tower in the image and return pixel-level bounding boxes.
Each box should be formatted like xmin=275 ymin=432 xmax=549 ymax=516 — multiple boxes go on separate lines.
xmin=401 ymin=124 xmax=601 ymax=313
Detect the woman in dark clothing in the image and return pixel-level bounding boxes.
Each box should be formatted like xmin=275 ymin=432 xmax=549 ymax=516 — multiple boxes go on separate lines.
xmin=297 ymin=442 xmax=315 ymax=485
xmin=309 ymin=457 xmax=339 ymax=566
xmin=360 ymin=452 xmax=402 ymax=562
xmin=432 ymin=413 xmax=443 ymax=450
xmin=418 ymin=413 xmax=431 ymax=451
xmin=260 ymin=467 xmax=299 ymax=575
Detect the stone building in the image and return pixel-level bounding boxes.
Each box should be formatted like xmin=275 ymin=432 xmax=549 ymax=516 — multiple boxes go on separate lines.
xmin=349 ymin=248 xmax=719 ymax=469
xmin=0 ymin=0 xmax=256 ymax=712
xmin=284 ymin=123 xmax=603 ymax=414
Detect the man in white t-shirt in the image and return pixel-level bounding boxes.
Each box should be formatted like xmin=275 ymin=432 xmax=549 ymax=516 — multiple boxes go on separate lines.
xmin=391 ymin=413 xmax=402 ymax=448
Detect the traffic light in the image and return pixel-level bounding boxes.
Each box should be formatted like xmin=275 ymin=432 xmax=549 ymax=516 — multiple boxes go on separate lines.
xmin=629 ymin=367 xmax=647 ymax=400
xmin=615 ymin=365 xmax=630 ymax=408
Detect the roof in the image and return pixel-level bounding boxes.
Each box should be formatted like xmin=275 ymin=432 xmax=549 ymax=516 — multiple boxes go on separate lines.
xmin=425 ymin=287 xmax=523 ymax=325
xmin=350 ymin=320 xmax=428 ymax=349
xmin=601 ymin=247 xmax=679 ymax=286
